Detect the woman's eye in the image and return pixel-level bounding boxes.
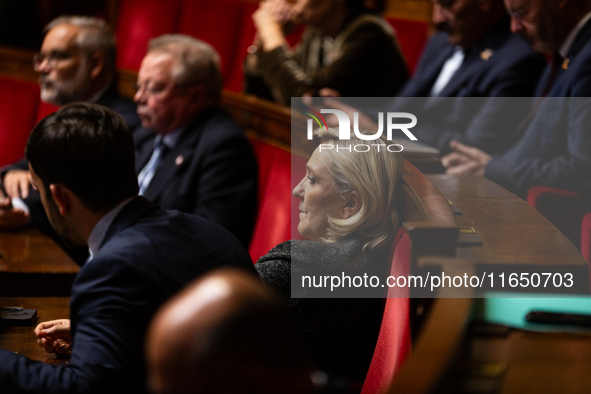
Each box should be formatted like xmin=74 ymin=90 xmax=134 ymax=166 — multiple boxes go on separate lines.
xmin=307 ymin=175 xmax=316 ymax=184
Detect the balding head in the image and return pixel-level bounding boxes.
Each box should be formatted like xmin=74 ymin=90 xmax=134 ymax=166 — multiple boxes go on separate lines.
xmin=147 ymin=269 xmax=313 ymax=394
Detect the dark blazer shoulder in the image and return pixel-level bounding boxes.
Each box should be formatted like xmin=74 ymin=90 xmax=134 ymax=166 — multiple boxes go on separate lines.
xmin=97 ymin=84 xmax=140 ymax=131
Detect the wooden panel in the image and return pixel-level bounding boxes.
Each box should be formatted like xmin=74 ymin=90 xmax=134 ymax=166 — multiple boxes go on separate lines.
xmin=0 ymin=47 xmax=37 ymax=82
xmin=384 ymin=0 xmax=432 ymax=23
xmin=0 ymin=297 xmax=70 ymax=363
xmin=0 ymin=228 xmax=79 ymax=297
xmin=402 ymin=162 xmax=459 ymax=260
xmin=428 ymin=175 xmax=587 ymax=268
xmin=389 ymin=297 xmax=474 ymax=394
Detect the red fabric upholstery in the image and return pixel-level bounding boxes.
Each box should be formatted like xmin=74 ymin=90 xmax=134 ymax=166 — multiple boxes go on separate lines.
xmin=0 ymin=77 xmax=40 ymax=167
xmin=115 ymin=0 xmax=181 ymax=71
xmin=35 ymin=101 xmax=59 ymax=123
xmin=527 ymin=186 xmax=591 ymax=250
xmin=177 ymin=0 xmax=246 ymax=83
xmin=581 ymin=212 xmax=591 ymax=264
xmin=361 ymin=232 xmax=411 ymax=394
xmin=248 ymin=138 xmax=306 ymax=262
xmin=386 ymin=17 xmax=429 ymax=75
xmin=224 ymin=0 xmax=258 ymax=92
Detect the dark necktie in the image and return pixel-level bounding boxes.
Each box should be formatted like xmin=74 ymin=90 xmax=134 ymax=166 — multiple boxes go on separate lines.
xmin=540 ymin=53 xmax=564 ymax=97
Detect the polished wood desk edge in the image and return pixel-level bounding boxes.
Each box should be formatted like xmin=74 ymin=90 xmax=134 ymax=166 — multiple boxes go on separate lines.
xmin=388 ymin=297 xmax=475 ymax=394
xmin=402 ymin=162 xmax=459 ymax=262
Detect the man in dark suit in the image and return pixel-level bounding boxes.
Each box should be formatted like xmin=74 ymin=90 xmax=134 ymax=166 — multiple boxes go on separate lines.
xmin=1 ymin=34 xmax=257 ymax=252
xmin=442 ymin=0 xmax=591 ymax=198
xmin=0 ymin=103 xmax=255 ymax=394
xmin=324 ymin=0 xmax=545 ymax=155
xmin=0 ymin=16 xmax=139 ymax=231
xmin=133 ymin=34 xmax=257 ymax=247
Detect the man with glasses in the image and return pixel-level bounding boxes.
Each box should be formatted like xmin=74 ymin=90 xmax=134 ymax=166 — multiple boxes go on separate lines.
xmin=33 ymin=16 xmax=138 ymax=126
xmin=442 ymin=0 xmax=591 ymax=198
xmin=132 ymin=34 xmax=257 ymax=247
xmin=0 ymin=17 xmax=139 ymax=253
xmin=325 ymin=0 xmax=545 ymax=156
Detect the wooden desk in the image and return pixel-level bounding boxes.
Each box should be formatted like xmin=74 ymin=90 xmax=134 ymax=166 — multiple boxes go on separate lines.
xmin=426 ymin=175 xmax=590 ymax=294
xmin=0 ymin=297 xmax=69 ymax=364
xmin=456 ymin=324 xmax=591 ymax=394
xmin=0 ymin=228 xmax=79 ymax=296
xmin=391 ymin=296 xmax=591 ymax=394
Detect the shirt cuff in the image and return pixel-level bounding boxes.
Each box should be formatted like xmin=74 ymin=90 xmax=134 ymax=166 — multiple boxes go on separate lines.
xmin=11 ymin=197 xmax=30 ymax=215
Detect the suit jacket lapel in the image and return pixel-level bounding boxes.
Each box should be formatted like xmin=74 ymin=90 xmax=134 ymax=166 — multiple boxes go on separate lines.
xmin=100 ymin=197 xmax=157 ymax=249
xmin=437 ymin=15 xmax=511 ymax=97
xmin=135 ymin=141 xmax=155 ymax=174
xmin=410 ymin=45 xmax=455 ymax=97
xmin=542 ymin=17 xmax=591 ymax=96
xmin=141 ymin=111 xmax=210 ymax=201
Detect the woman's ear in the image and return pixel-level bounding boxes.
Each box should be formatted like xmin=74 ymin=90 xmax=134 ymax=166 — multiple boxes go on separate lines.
xmin=342 ymin=191 xmax=360 ymax=219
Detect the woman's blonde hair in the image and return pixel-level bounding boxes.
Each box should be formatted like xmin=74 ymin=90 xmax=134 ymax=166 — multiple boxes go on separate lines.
xmin=315 ymin=127 xmax=404 ymax=253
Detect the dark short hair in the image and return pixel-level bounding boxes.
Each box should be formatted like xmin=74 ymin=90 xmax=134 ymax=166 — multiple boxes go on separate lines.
xmin=26 ymin=103 xmax=138 ymax=212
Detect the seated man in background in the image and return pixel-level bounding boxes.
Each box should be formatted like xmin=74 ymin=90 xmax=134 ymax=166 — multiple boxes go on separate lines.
xmin=324 ymin=0 xmax=545 ymax=155
xmin=0 ymin=103 xmax=254 ymax=394
xmin=1 ymin=16 xmax=139 ymax=246
xmin=1 ymin=34 xmax=258 ymax=251
xmin=442 ymin=0 xmax=591 ymax=199
xmin=147 ymin=268 xmax=313 ymax=394
xmin=133 ymin=34 xmax=257 ymax=247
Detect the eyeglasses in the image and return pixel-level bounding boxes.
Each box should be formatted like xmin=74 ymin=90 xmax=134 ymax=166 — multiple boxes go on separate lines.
xmin=33 ymin=50 xmax=74 ymax=71
xmin=133 ymin=82 xmax=169 ymax=96
xmin=507 ymin=4 xmax=531 ymax=21
xmin=133 ymin=81 xmax=201 ymax=96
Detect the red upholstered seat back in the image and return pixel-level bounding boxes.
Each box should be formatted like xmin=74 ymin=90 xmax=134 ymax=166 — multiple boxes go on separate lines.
xmin=35 ymin=101 xmax=59 ymax=123
xmin=527 ymin=186 xmax=591 ymax=250
xmin=248 ymin=138 xmax=307 ymax=262
xmin=177 ymin=0 xmax=246 ymax=83
xmin=115 ymin=0 xmax=182 ymax=71
xmin=224 ymin=0 xmax=258 ymax=92
xmin=361 ymin=230 xmax=411 ymax=394
xmin=386 ymin=17 xmax=429 ymax=75
xmin=0 ymin=77 xmax=40 ymax=167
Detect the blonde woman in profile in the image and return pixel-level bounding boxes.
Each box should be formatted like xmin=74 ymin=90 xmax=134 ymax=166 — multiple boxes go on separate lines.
xmin=256 ymin=127 xmax=404 ymax=385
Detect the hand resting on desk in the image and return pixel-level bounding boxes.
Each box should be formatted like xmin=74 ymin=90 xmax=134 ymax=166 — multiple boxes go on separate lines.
xmin=35 ymin=319 xmax=71 ymax=358
xmin=0 ymin=195 xmax=28 ymax=230
xmin=3 ymin=170 xmax=32 ymax=199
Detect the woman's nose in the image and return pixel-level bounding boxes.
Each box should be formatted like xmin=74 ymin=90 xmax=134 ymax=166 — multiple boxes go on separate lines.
xmin=293 ymin=177 xmax=305 ymax=199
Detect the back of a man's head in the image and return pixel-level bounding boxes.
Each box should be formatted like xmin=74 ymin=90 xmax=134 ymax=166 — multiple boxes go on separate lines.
xmin=147 ymin=269 xmax=313 ymax=394
xmin=147 ymin=34 xmax=222 ymax=103
xmin=26 ymin=103 xmax=138 ymax=213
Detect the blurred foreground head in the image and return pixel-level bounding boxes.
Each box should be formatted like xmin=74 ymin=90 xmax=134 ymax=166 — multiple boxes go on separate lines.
xmin=146 ymin=268 xmax=313 ymax=394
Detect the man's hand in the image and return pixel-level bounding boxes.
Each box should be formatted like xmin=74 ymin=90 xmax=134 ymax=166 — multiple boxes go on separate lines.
xmin=253 ymin=0 xmax=289 ymax=51
xmin=441 ymin=140 xmax=492 ymax=176
xmin=0 ymin=196 xmax=29 ymax=229
xmin=35 ymin=319 xmax=72 ymax=358
xmin=3 ymin=170 xmax=32 ymax=198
